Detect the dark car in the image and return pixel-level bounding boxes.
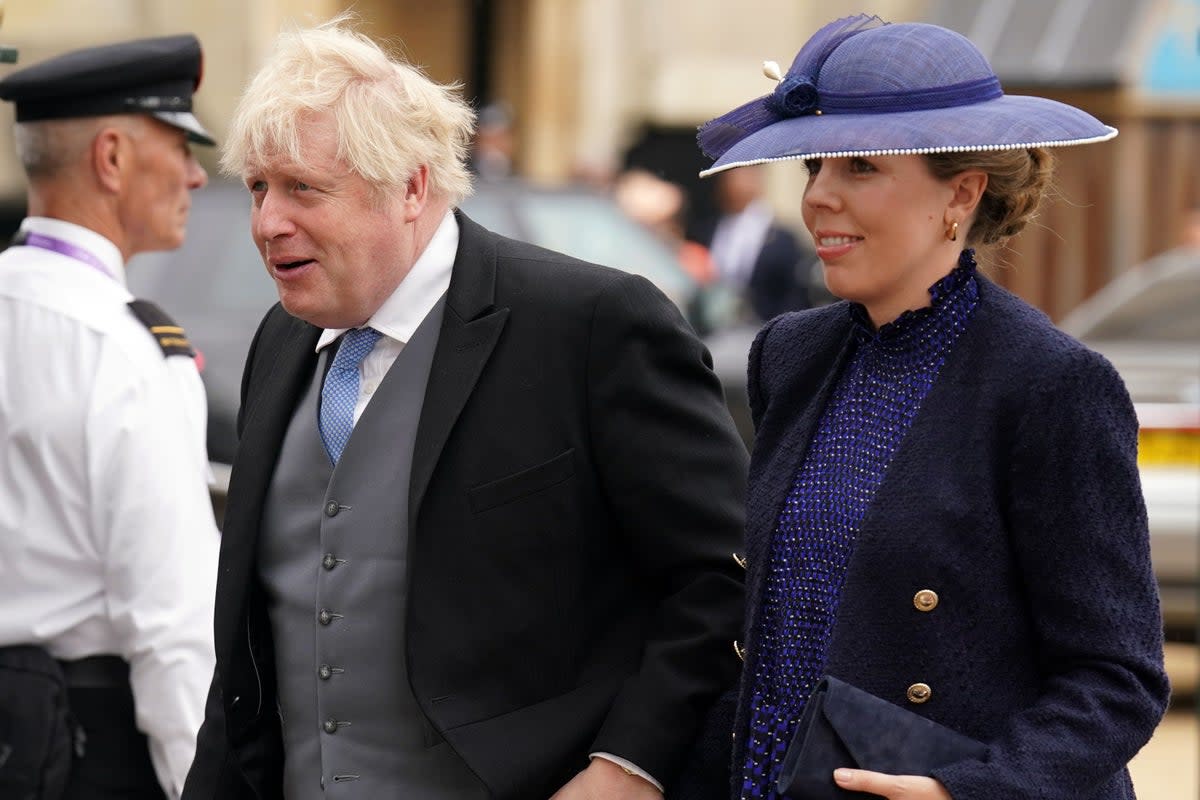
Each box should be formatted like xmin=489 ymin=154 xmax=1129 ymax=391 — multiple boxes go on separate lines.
xmin=127 ymin=180 xmax=742 ymax=504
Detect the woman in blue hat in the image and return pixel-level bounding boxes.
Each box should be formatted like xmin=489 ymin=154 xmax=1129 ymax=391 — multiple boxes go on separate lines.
xmin=697 ymin=14 xmax=1169 ymax=800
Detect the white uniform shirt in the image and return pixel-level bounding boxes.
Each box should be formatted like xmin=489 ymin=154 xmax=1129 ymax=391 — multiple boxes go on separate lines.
xmin=0 ymin=217 xmax=219 ymax=799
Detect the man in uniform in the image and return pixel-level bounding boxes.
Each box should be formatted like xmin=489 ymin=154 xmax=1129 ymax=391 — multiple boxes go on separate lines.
xmin=0 ymin=35 xmax=220 ymax=800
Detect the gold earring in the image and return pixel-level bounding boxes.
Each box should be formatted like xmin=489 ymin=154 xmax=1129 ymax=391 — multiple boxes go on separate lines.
xmin=946 ymin=220 xmax=959 ymax=242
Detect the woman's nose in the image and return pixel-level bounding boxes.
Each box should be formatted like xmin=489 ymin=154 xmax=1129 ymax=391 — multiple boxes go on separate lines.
xmin=803 ymin=168 xmax=838 ymax=211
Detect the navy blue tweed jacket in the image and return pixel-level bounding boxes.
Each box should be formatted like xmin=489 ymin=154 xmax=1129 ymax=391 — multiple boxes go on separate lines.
xmin=733 ymin=276 xmax=1170 ymax=800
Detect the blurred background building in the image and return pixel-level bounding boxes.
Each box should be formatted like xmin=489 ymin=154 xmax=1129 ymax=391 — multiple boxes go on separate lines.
xmin=0 ymin=3 xmax=1194 ymax=795
xmin=0 ymin=0 xmax=1196 ymax=318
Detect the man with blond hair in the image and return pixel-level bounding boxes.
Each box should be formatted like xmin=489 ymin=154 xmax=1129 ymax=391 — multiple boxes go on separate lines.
xmin=182 ymin=18 xmax=746 ymax=800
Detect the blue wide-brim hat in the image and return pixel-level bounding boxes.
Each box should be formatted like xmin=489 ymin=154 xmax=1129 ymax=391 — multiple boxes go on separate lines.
xmin=698 ymin=15 xmax=1115 ymax=177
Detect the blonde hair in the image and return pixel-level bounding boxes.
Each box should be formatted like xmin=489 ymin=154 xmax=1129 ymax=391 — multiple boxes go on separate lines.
xmin=221 ymin=16 xmax=476 ymax=205
xmin=924 ymin=148 xmax=1056 ymax=246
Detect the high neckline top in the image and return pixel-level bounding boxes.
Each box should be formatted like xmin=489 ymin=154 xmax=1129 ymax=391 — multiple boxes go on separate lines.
xmin=848 ymin=247 xmax=980 ymax=345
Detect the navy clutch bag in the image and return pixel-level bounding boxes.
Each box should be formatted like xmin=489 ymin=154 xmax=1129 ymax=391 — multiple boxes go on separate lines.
xmin=776 ymin=675 xmax=987 ymax=799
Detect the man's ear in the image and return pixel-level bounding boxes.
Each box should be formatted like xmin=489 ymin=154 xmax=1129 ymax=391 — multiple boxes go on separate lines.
xmin=948 ymin=169 xmax=988 ymax=219
xmin=401 ymin=164 xmax=430 ymax=222
xmin=91 ymin=126 xmax=125 ymax=194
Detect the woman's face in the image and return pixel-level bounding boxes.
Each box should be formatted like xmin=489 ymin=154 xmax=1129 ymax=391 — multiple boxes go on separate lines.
xmin=801 ymin=154 xmax=963 ymax=327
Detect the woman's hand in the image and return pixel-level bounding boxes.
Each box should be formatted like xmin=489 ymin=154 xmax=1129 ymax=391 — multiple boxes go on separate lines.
xmin=833 ymin=768 xmax=952 ymax=799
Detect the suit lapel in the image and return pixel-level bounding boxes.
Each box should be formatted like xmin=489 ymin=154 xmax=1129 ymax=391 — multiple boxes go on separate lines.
xmin=850 ymin=278 xmax=991 ymax=552
xmin=216 ymin=310 xmax=320 ymax=655
xmin=409 ymin=212 xmax=509 ymax=530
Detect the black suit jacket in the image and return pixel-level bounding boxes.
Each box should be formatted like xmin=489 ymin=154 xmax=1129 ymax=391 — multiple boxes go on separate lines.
xmin=183 ymin=213 xmax=748 ymax=799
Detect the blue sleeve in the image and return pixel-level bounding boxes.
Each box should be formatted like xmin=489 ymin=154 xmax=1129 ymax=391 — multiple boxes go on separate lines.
xmin=933 ymin=349 xmax=1170 ymax=799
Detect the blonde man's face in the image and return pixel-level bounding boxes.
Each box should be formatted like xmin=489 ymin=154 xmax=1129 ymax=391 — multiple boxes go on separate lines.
xmin=244 ymin=112 xmax=417 ymax=329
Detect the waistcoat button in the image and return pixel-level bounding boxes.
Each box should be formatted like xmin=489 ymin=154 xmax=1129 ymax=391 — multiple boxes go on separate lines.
xmin=318 ymin=609 xmax=333 ymax=625
xmin=323 ymin=718 xmax=339 ymax=734
xmin=322 ymin=553 xmax=338 ymax=571
xmin=318 ymin=664 xmax=333 ymax=680
xmin=325 ymin=501 xmax=340 ymax=517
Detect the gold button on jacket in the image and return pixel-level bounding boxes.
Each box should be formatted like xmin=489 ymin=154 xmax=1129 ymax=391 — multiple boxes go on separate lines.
xmin=913 ymin=589 xmax=939 ymax=612
xmin=907 ymin=682 xmax=932 ymax=704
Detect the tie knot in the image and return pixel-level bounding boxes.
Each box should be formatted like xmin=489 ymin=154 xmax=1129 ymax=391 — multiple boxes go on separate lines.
xmin=333 ymin=326 xmax=383 ymax=371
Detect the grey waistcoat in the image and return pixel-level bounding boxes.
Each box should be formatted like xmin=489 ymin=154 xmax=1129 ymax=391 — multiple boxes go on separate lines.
xmin=259 ymin=298 xmax=488 ymax=799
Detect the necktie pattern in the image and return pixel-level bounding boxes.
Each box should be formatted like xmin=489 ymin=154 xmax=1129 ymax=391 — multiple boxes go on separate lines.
xmin=320 ymin=326 xmax=383 ymax=465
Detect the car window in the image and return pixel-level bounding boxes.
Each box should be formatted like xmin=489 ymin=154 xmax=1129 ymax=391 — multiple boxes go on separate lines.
xmin=1063 ymin=253 xmax=1200 ymax=343
xmin=1081 ymin=274 xmax=1200 ymax=342
xmin=460 ymin=182 xmax=700 ymax=314
xmin=510 ymin=191 xmax=694 ymax=298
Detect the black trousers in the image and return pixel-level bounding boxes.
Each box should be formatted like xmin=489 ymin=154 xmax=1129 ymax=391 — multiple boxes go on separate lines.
xmin=63 ymin=683 xmax=164 ymax=800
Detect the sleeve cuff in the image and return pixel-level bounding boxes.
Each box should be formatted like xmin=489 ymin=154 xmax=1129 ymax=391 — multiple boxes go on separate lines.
xmin=590 ymin=752 xmax=664 ymax=792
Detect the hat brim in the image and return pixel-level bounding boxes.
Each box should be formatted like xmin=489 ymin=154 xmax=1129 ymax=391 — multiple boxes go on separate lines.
xmin=700 ymin=94 xmax=1115 ymax=177
xmin=152 ymin=110 xmax=215 ymax=146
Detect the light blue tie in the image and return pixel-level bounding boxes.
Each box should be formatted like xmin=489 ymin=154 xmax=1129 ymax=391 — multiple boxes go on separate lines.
xmin=319 ymin=326 xmax=383 ymax=465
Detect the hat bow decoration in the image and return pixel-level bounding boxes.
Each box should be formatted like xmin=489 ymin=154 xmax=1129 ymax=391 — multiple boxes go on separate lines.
xmin=765 ymin=73 xmax=819 ymax=118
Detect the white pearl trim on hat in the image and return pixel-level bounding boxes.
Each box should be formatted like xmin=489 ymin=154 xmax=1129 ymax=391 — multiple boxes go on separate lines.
xmin=698 ymin=128 xmax=1118 ymax=178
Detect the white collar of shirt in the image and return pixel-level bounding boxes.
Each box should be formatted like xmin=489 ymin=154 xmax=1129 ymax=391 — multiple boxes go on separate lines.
xmin=316 ymin=210 xmax=458 ymax=353
xmin=20 ymin=216 xmax=127 ymax=286
xmin=711 ymin=199 xmax=774 ymax=284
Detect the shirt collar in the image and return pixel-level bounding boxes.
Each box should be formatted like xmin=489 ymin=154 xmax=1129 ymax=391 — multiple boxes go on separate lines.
xmin=726 ymin=198 xmax=772 ymax=227
xmin=316 ymin=210 xmax=458 ymax=352
xmin=20 ymin=217 xmax=127 ymax=286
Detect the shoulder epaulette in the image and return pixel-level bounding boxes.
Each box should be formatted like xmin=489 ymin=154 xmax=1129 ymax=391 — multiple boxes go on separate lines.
xmin=127 ymin=299 xmax=196 ymax=358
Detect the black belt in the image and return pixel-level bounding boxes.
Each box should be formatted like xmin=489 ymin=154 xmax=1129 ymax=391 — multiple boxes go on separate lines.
xmin=58 ymin=654 xmax=130 ymax=689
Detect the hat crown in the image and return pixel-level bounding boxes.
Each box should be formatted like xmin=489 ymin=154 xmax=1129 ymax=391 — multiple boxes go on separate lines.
xmin=817 ymin=24 xmax=996 ymax=96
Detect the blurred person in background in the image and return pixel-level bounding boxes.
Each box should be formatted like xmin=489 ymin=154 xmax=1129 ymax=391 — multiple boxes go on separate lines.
xmin=469 ymin=100 xmax=516 ymax=181
xmin=694 ymin=13 xmax=1169 ymax=800
xmin=614 ymin=168 xmax=743 ymax=336
xmin=614 ymin=167 xmax=717 ymax=287
xmin=690 ymin=164 xmax=815 ymax=322
xmin=182 ymin=17 xmax=746 ymax=800
xmin=0 ymin=35 xmax=220 ymax=800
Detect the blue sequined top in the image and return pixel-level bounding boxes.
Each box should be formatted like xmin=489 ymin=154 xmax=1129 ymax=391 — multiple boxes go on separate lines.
xmin=740 ymin=250 xmax=981 ymax=799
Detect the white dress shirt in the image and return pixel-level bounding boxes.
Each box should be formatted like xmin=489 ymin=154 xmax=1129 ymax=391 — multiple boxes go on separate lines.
xmin=0 ymin=217 xmax=219 ymax=799
xmin=315 ymin=210 xmax=459 ymax=406
xmin=709 ymin=198 xmax=774 ymax=287
xmin=315 ymin=210 xmax=662 ymax=792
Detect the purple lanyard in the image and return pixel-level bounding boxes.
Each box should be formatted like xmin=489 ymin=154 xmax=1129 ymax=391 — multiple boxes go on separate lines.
xmin=20 ymin=231 xmax=116 ymax=280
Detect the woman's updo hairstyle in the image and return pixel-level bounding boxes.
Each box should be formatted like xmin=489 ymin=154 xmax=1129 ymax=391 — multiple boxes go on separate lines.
xmin=925 ymin=148 xmax=1056 ymax=246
